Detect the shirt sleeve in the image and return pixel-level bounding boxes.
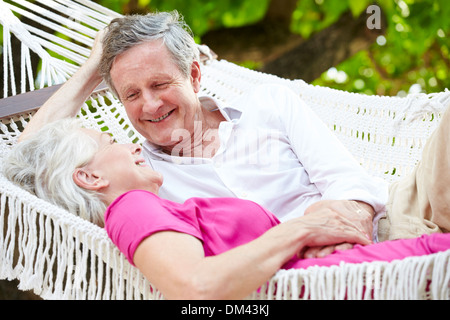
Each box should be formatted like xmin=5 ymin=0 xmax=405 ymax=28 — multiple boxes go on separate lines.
xmin=262 ymin=84 xmax=388 ymax=216
xmin=104 ymin=190 xmax=203 ymax=266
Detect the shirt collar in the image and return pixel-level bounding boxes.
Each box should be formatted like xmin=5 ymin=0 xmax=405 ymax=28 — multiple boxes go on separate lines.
xmin=199 ymin=93 xmax=242 ymax=122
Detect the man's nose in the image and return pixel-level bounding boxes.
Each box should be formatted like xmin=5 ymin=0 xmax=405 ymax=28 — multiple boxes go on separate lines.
xmin=142 ymin=91 xmax=163 ymax=114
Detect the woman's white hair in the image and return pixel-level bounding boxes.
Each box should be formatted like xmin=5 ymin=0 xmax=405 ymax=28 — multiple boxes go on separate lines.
xmin=3 ymin=118 xmax=106 ymax=227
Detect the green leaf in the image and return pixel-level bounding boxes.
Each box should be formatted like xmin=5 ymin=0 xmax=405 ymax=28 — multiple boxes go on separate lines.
xmin=348 ymin=0 xmax=370 ymax=17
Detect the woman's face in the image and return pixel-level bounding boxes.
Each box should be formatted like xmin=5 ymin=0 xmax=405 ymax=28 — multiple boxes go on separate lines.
xmin=77 ymin=129 xmax=163 ymax=199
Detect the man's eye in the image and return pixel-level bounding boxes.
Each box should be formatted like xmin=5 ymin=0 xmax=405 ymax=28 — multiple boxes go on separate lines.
xmin=123 ymin=91 xmax=139 ymax=101
xmin=155 ymin=83 xmax=169 ymax=88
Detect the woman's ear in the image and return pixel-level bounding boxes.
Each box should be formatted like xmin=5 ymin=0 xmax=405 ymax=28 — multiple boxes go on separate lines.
xmin=190 ymin=61 xmax=202 ymax=93
xmin=73 ymin=167 xmax=109 ymax=191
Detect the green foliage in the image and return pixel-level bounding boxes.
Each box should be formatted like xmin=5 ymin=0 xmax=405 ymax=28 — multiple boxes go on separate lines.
xmin=310 ymin=0 xmax=449 ymax=96
xmin=102 ymin=0 xmax=270 ymax=37
xmin=291 ymin=0 xmax=349 ymax=38
xmin=31 ymin=0 xmax=450 ymax=96
xmin=126 ymin=0 xmax=448 ymax=96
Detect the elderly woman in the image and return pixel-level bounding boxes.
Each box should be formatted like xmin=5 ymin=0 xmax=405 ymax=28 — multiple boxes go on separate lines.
xmin=4 ymin=119 xmax=449 ymax=299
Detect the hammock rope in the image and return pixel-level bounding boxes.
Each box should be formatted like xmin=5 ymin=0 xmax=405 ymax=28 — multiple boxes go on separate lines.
xmin=0 ymin=0 xmax=449 ymax=300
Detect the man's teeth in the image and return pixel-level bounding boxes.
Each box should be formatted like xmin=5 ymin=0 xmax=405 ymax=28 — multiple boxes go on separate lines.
xmin=149 ymin=111 xmax=172 ymax=123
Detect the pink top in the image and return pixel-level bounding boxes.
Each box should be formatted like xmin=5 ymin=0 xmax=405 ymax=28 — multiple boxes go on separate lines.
xmin=105 ymin=190 xmax=450 ymax=269
xmin=105 ymin=190 xmax=279 ymax=266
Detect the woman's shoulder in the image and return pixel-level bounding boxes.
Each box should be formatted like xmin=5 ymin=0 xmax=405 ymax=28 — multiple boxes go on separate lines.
xmin=110 ymin=189 xmax=160 ymax=207
xmin=104 ymin=190 xmax=164 ymax=221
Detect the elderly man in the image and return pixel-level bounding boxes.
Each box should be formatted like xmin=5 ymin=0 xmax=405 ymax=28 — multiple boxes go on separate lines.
xmin=21 ymin=11 xmax=449 ymax=257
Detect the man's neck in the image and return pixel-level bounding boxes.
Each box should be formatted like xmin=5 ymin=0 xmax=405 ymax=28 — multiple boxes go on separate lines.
xmin=161 ymin=109 xmax=226 ymax=158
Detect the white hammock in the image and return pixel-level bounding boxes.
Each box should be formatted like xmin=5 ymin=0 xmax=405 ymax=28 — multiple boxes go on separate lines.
xmin=0 ymin=0 xmax=449 ymax=300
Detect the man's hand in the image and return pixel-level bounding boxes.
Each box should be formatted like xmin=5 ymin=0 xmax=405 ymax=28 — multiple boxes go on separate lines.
xmin=19 ymin=29 xmax=106 ymax=142
xmin=300 ymin=200 xmax=374 ymax=258
xmin=88 ymin=28 xmax=106 ymax=65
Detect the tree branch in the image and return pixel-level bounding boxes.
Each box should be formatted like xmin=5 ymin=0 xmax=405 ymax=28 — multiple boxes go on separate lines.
xmin=202 ymin=7 xmax=386 ymax=83
xmin=201 ymin=0 xmax=301 ymax=65
xmin=263 ymin=0 xmax=298 ymax=28
xmin=261 ymin=10 xmax=386 ymax=82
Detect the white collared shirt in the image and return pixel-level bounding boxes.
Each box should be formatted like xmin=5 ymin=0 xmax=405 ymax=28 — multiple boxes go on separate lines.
xmin=143 ymin=84 xmax=388 ymax=223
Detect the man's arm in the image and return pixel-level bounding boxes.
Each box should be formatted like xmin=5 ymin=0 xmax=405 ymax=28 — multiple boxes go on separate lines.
xmin=271 ymin=85 xmax=384 ymax=257
xmin=19 ymin=30 xmax=105 ymax=142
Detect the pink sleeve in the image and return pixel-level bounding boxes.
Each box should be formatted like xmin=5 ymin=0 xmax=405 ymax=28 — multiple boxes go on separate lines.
xmin=104 ymin=190 xmax=203 ymax=266
xmin=283 ymin=233 xmax=450 ymax=270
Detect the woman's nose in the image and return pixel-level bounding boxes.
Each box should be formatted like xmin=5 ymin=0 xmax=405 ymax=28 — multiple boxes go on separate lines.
xmin=127 ymin=143 xmax=142 ymax=154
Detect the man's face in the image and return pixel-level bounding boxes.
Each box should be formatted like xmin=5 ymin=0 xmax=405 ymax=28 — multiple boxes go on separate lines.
xmin=110 ymin=40 xmax=202 ymax=151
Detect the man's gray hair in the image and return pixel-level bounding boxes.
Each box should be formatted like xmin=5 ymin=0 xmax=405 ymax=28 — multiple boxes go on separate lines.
xmin=3 ymin=119 xmax=106 ymax=227
xmin=100 ymin=11 xmax=200 ymax=97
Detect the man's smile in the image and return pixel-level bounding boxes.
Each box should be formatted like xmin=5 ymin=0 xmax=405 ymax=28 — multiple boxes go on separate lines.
xmin=148 ymin=110 xmax=174 ymax=123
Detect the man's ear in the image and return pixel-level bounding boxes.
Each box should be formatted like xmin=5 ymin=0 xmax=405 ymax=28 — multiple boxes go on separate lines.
xmin=73 ymin=167 xmax=109 ymax=191
xmin=190 ymin=60 xmax=202 ymax=93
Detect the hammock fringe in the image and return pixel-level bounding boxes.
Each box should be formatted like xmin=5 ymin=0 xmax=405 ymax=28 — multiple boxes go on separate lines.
xmin=0 ymin=177 xmax=161 ymax=300
xmin=2 ymin=180 xmax=448 ymax=300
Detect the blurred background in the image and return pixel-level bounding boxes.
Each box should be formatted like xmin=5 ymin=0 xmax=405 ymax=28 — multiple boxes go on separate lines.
xmin=1 ymin=0 xmax=449 ymax=97
xmin=95 ymin=0 xmax=449 ymax=97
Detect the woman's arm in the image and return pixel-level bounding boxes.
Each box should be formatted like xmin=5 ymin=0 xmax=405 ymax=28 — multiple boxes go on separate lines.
xmin=133 ymin=210 xmax=371 ymax=300
xmin=19 ymin=30 xmax=105 ymax=142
